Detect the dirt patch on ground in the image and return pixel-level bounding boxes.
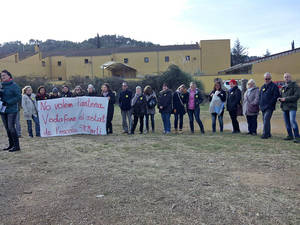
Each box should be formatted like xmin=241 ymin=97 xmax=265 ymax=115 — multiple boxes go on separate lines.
xmin=0 ymin=108 xmax=300 ymax=224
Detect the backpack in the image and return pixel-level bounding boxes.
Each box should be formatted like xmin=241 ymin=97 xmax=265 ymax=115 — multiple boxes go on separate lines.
xmin=147 ymin=96 xmax=157 ymax=109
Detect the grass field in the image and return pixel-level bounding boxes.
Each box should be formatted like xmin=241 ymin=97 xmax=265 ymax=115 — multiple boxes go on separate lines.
xmin=0 ymin=104 xmax=299 ymax=225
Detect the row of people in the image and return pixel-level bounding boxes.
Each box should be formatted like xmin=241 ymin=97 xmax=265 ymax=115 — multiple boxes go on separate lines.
xmin=1 ymin=69 xmax=299 ymax=152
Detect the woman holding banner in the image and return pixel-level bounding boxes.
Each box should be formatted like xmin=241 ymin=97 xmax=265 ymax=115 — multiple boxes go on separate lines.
xmin=100 ymin=83 xmax=115 ymax=134
xmin=0 ymin=70 xmax=22 ymax=152
xmin=22 ymin=86 xmax=40 ymax=137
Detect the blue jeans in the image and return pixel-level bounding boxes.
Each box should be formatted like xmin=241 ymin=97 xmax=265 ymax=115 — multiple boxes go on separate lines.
xmin=187 ymin=108 xmax=204 ymax=133
xmin=15 ymin=111 xmax=21 ymax=137
xmin=262 ymin=109 xmax=273 ymax=137
xmin=27 ymin=115 xmax=40 ymax=137
xmin=246 ymin=115 xmax=258 ymax=134
xmin=161 ymin=113 xmax=171 ymax=133
xmin=145 ymin=114 xmax=155 ymax=132
xmin=211 ymin=112 xmax=224 ymax=132
xmin=283 ymin=110 xmax=299 ymax=138
xmin=1 ymin=113 xmax=20 ymax=148
xmin=174 ymin=113 xmax=184 ymax=130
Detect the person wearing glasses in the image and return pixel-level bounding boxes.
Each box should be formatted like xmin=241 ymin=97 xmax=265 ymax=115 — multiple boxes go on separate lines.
xmin=259 ymin=72 xmax=280 ymax=139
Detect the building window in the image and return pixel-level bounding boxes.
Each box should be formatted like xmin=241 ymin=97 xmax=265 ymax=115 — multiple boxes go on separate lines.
xmin=42 ymin=61 xmax=46 ymax=67
xmin=57 ymin=61 xmax=62 ymax=66
xmin=85 ymin=76 xmax=90 ymax=79
xmin=165 ymin=56 xmax=169 ymax=62
xmin=124 ymin=58 xmax=129 ymax=64
xmin=58 ymin=77 xmax=62 ymax=81
xmin=185 ymin=56 xmax=190 ymax=61
xmin=144 ymin=57 xmax=149 ymax=63
xmin=193 ymin=57 xmax=197 ymax=61
xmin=84 ymin=59 xmax=89 ymax=64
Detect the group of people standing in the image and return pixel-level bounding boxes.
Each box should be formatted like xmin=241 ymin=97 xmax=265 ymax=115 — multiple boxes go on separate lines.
xmin=1 ymin=69 xmax=299 ymax=152
xmin=119 ymin=81 xmax=205 ymax=135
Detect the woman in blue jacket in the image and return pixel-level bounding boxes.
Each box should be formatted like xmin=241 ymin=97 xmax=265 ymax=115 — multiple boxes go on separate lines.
xmin=0 ymin=70 xmax=22 ymax=152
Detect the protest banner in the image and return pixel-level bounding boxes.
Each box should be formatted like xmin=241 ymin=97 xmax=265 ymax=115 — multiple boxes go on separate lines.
xmin=37 ymin=97 xmax=108 ymax=137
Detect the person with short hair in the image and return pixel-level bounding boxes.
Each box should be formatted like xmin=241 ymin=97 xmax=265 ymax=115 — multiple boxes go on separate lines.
xmin=209 ymin=81 xmax=226 ymax=132
xmin=243 ymin=79 xmax=260 ymax=135
xmin=49 ymin=87 xmax=60 ymax=99
xmin=0 ymin=70 xmax=22 ymax=152
xmin=144 ymin=85 xmax=157 ymax=133
xmin=278 ymin=73 xmax=300 ymax=143
xmin=130 ymin=86 xmax=147 ymax=134
xmin=61 ymin=85 xmax=72 ymax=98
xmin=100 ymin=83 xmax=115 ymax=134
xmin=158 ymin=83 xmax=173 ymax=134
xmin=227 ymin=79 xmax=242 ymax=133
xmin=119 ymin=82 xmax=133 ymax=134
xmin=173 ymin=84 xmax=188 ymax=133
xmin=259 ymin=72 xmax=280 ymax=139
xmin=187 ymin=82 xmax=205 ymax=134
xmin=22 ymin=86 xmax=40 ymax=138
xmin=86 ymin=84 xmax=97 ymax=96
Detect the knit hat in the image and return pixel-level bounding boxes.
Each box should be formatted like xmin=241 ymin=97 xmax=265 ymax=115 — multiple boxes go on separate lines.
xmin=52 ymin=87 xmax=59 ymax=93
xmin=229 ymin=79 xmax=237 ymax=85
xmin=87 ymin=84 xmax=95 ymax=91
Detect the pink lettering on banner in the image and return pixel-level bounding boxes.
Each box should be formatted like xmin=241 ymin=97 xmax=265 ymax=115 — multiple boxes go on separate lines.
xmin=54 ymin=99 xmax=73 ymax=110
xmin=42 ymin=113 xmax=76 ymax=124
xmin=86 ymin=114 xmax=106 ymax=123
xmin=43 ymin=128 xmax=51 ymax=136
xmin=56 ymin=126 xmax=78 ymax=135
xmin=79 ymin=124 xmax=101 ymax=135
xmin=78 ymin=98 xmax=105 ymax=109
xmin=40 ymin=101 xmax=51 ymax=111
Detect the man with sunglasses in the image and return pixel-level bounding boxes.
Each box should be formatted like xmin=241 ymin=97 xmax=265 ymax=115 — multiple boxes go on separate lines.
xmin=259 ymin=72 xmax=280 ymax=139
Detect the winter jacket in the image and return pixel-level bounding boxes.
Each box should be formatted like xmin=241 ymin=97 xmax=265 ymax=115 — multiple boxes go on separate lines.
xmin=131 ymin=94 xmax=147 ymax=116
xmin=173 ymin=91 xmax=188 ymax=115
xmin=22 ymin=93 xmax=38 ymax=120
xmin=259 ymin=82 xmax=280 ymax=112
xmin=209 ymin=89 xmax=226 ymax=114
xmin=208 ymin=89 xmax=227 ymax=102
xmin=61 ymin=91 xmax=73 ymax=98
xmin=49 ymin=93 xmax=61 ymax=99
xmin=36 ymin=93 xmax=50 ymax=101
xmin=145 ymin=92 xmax=157 ymax=115
xmin=100 ymin=91 xmax=116 ymax=122
xmin=0 ymin=80 xmax=21 ymax=114
xmin=227 ymin=86 xmax=242 ymax=112
xmin=86 ymin=91 xmax=98 ymax=97
xmin=280 ymin=81 xmax=300 ymax=111
xmin=158 ymin=89 xmax=173 ymax=114
xmin=187 ymin=88 xmax=203 ymax=110
xmin=72 ymin=91 xmax=85 ymax=97
xmin=119 ymin=89 xmax=133 ymax=111
xmin=243 ymin=87 xmax=260 ymax=116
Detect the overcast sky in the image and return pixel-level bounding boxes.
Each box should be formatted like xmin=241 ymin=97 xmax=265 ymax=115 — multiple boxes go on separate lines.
xmin=1 ymin=0 xmax=299 ymax=56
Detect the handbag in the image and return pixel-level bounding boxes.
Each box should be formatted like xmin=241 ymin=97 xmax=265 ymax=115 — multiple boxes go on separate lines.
xmin=237 ymin=103 xmax=243 ymax=116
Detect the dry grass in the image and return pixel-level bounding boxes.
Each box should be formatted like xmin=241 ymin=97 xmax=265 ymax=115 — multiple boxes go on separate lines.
xmin=0 ymin=105 xmax=299 ymax=225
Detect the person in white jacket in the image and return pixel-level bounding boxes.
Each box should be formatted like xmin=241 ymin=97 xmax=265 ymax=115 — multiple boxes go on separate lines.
xmin=22 ymin=86 xmax=40 ymax=137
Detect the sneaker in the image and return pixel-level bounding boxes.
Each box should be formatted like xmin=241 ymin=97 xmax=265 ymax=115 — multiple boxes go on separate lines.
xmin=9 ymin=146 xmax=21 ymax=152
xmin=283 ymin=136 xmax=294 ymax=141
xmin=261 ymin=135 xmax=269 ymax=139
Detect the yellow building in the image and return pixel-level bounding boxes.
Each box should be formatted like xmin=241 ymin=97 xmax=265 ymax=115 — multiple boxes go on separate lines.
xmin=0 ymin=39 xmax=230 ymax=82
xmin=197 ymin=47 xmax=300 ymax=92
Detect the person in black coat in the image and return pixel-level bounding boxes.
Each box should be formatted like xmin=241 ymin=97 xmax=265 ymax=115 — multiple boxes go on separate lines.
xmin=72 ymin=85 xmax=85 ymax=97
xmin=61 ymin=85 xmax=73 ymax=98
xmin=187 ymin=82 xmax=205 ymax=134
xmin=173 ymin=84 xmax=188 ymax=132
xmin=100 ymin=83 xmax=116 ymax=134
xmin=226 ymin=79 xmax=242 ymax=133
xmin=158 ymin=83 xmax=173 ymax=134
xmin=130 ymin=86 xmax=147 ymax=134
xmin=259 ymin=72 xmax=280 ymax=139
xmin=208 ymin=81 xmax=227 ymax=132
xmin=49 ymin=87 xmax=61 ymax=99
xmin=119 ymin=82 xmax=133 ymax=134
